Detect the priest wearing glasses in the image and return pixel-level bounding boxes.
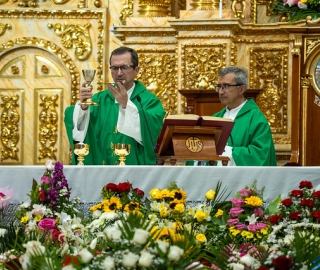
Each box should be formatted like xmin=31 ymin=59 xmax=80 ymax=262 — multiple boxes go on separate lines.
xmin=213 ymin=66 xmax=277 ymax=166
xmin=64 ymin=46 xmax=166 ymax=165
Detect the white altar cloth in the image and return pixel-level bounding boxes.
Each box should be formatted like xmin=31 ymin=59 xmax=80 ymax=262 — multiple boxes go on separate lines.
xmin=1 ymin=166 xmax=320 ymax=203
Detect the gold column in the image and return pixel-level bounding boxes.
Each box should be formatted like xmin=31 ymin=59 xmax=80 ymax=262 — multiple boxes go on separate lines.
xmin=190 ymin=0 xmax=221 ymax=10
xmin=137 ymin=0 xmax=171 ymax=17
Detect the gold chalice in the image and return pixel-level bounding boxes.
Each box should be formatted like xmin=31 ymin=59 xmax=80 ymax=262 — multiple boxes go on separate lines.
xmin=74 ymin=143 xmax=89 ymax=166
xmin=114 ymin=143 xmax=131 ymax=166
xmin=81 ymin=69 xmax=99 ymax=106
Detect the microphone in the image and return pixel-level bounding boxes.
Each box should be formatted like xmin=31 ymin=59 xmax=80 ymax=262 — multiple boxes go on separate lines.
xmin=136 ymin=95 xmax=157 ymax=162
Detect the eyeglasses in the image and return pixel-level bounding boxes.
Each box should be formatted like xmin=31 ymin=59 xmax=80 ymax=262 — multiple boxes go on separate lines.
xmin=109 ymin=65 xmax=135 ymax=72
xmin=214 ymin=84 xmax=243 ymax=92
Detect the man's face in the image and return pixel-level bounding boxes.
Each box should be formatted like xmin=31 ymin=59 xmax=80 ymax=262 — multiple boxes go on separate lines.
xmin=218 ymin=73 xmax=245 ymax=109
xmin=110 ymin=52 xmax=140 ymax=90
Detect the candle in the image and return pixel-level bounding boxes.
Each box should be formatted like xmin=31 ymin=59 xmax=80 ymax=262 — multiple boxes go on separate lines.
xmin=219 ymin=0 xmax=223 ymax=19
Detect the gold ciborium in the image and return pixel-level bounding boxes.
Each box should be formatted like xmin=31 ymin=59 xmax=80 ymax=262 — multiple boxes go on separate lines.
xmin=74 ymin=143 xmax=89 ymax=166
xmin=114 ymin=143 xmax=131 ymax=166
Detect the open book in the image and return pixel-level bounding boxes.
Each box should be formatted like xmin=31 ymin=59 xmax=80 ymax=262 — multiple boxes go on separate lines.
xmin=155 ymin=114 xmax=234 ymax=156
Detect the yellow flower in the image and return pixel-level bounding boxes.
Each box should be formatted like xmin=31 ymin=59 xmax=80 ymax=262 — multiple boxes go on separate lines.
xmin=161 ymin=189 xmax=173 ymax=199
xmin=103 ymin=196 xmax=122 ymax=212
xmin=214 ymin=209 xmax=224 ymax=218
xmin=124 ymin=202 xmax=141 ymax=213
xmin=300 ymin=0 xmax=307 ymax=3
xmin=229 ymin=226 xmax=240 ymax=236
xmin=21 ymin=216 xmax=29 ymax=223
xmin=171 ymin=189 xmax=187 ymax=203
xmin=244 ymin=196 xmax=263 ymax=207
xmin=173 ymin=221 xmax=183 ymax=231
xmin=241 ymin=230 xmax=254 ymax=239
xmin=194 ymin=210 xmax=206 ymax=222
xmin=160 ymin=205 xmax=168 ymax=217
xmin=90 ymin=205 xmax=98 ymax=212
xmin=174 ymin=203 xmax=185 ymax=213
xmin=260 ymin=228 xmax=268 ymax=235
xmin=205 ymin=189 xmax=216 ymax=200
xmin=196 ymin=233 xmax=207 ymax=243
xmin=172 ymin=232 xmax=184 ymax=242
xmin=34 ymin=215 xmax=42 ymax=222
xmin=149 ymin=188 xmax=161 ymax=200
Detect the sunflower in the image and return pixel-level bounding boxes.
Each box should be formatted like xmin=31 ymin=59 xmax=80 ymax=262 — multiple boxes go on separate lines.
xmin=103 ymin=196 xmax=122 ymax=212
xmin=171 ymin=188 xmax=187 ymax=203
xmin=124 ymin=201 xmax=141 ymax=213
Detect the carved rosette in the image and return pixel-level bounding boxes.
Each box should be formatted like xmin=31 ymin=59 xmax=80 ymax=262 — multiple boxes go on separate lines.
xmin=250 ymin=47 xmax=288 ymax=133
xmin=138 ymin=0 xmax=171 ymax=17
xmin=136 ymin=52 xmax=177 ymax=115
xmin=181 ymin=43 xmax=227 ymax=89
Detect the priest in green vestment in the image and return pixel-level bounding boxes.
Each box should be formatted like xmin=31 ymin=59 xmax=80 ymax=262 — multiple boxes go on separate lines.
xmin=189 ymin=66 xmax=277 ymax=166
xmin=64 ymin=47 xmax=166 ymax=165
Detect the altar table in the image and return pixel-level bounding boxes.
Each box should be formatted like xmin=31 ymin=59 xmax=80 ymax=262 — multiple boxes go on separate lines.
xmin=1 ymin=166 xmax=320 ymax=204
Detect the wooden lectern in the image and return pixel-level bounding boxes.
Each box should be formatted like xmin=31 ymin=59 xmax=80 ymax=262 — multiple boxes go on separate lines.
xmin=155 ymin=115 xmax=234 ymax=166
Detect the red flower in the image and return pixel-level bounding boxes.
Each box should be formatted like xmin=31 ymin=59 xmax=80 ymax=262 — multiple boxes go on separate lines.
xmin=133 ymin=188 xmax=144 ymax=198
xmin=257 ymin=267 xmax=270 ymax=270
xmin=269 ymin=214 xmax=283 ymax=225
xmin=62 ymin=255 xmax=80 ymax=267
xmin=105 ymin=183 xmax=117 ymax=192
xmin=272 ymin=255 xmax=292 ymax=270
xmin=281 ymin=198 xmax=293 ymax=207
xmin=289 ymin=211 xmax=301 ymax=220
xmin=312 ymin=191 xmax=320 ymax=199
xmin=300 ymin=199 xmax=314 ymax=207
xmin=299 ymin=180 xmax=313 ymax=189
xmin=312 ymin=211 xmax=320 ymax=221
xmin=290 ymin=190 xmax=303 ymax=197
xmin=39 ymin=190 xmax=46 ymax=201
xmin=117 ymin=182 xmax=131 ymax=193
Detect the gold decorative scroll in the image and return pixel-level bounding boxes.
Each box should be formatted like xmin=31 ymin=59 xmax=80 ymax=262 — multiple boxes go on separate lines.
xmin=306 ymin=38 xmax=320 ymax=59
xmin=120 ymin=0 xmax=134 ymax=25
xmin=138 ymin=0 xmax=171 ymax=17
xmin=38 ymin=94 xmax=58 ymax=160
xmin=250 ymin=47 xmax=288 ymax=133
xmin=0 ymin=95 xmax=20 ymax=161
xmin=136 ymin=51 xmax=177 ymax=115
xmin=47 ymin=23 xmax=92 ymax=61
xmin=181 ymin=43 xmax=227 ymax=90
xmin=190 ymin=0 xmax=221 ymax=10
xmin=0 ymin=23 xmax=11 ymax=37
xmin=232 ymin=0 xmax=246 ymax=19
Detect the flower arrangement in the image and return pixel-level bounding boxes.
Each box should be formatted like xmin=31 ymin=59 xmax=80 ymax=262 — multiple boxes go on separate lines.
xmin=0 ymin=186 xmax=15 ymax=211
xmin=271 ymin=0 xmax=320 ymax=22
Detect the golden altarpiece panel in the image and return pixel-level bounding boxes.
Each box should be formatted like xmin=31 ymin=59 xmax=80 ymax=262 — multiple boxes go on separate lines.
xmin=0 ymin=0 xmax=320 ymax=165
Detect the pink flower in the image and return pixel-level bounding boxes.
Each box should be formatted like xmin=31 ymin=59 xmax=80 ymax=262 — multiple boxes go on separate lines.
xmin=227 ymin=218 xmax=239 ymax=226
xmin=254 ymin=208 xmax=263 ymax=216
xmin=231 ymin=198 xmax=244 ymax=207
xmin=0 ymin=186 xmax=15 ymax=210
xmin=229 ymin=207 xmax=244 ymax=217
xmin=31 ymin=204 xmax=46 ymax=216
xmin=238 ymin=189 xmax=252 ymax=197
xmin=40 ymin=176 xmax=51 ymax=185
xmin=235 ymin=224 xmax=246 ymax=230
xmin=247 ymin=224 xmax=258 ymax=232
xmin=38 ymin=218 xmax=56 ymax=231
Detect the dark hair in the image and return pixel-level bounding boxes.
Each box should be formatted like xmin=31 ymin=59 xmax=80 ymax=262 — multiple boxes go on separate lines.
xmin=218 ymin=66 xmax=248 ymax=87
xmin=109 ymin=46 xmax=138 ymax=67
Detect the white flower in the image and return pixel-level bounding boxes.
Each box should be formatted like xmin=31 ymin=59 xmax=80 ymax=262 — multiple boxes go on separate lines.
xmin=100 ymin=212 xmax=118 ymax=220
xmin=245 ymin=214 xmax=258 ymax=225
xmin=92 ymin=210 xmax=102 ymax=218
xmin=31 ymin=204 xmax=46 ymax=216
xmin=122 ymin=251 xmax=139 ymax=268
xmin=229 ymin=263 xmax=245 ymax=270
xmin=19 ymin=254 xmax=30 ymax=270
xmin=132 ymin=228 xmax=149 ymax=245
xmin=62 ymin=265 xmax=77 ymax=270
xmin=0 ymin=228 xmax=7 ymax=237
xmin=138 ymin=251 xmax=154 ymax=267
xmin=57 ymin=212 xmax=72 ymax=224
xmin=239 ymin=254 xmax=255 ymax=267
xmin=79 ymin=248 xmax=93 ymax=263
xmin=23 ymin=241 xmax=45 ymax=256
xmin=156 ymin=240 xmax=170 ymax=254
xmin=45 ymin=159 xmax=55 ymax=171
xmin=104 ymin=227 xmax=122 ymax=240
xmin=90 ymin=238 xmax=98 ymax=250
xmin=168 ymin=245 xmax=184 ymax=262
xmin=20 ymin=201 xmax=31 ymax=208
xmin=103 ymin=256 xmax=115 ymax=269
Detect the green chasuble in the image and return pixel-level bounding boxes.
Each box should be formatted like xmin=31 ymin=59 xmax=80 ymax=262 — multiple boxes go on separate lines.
xmin=64 ymin=80 xmax=165 ymax=165
xmin=213 ymin=99 xmax=277 ymax=166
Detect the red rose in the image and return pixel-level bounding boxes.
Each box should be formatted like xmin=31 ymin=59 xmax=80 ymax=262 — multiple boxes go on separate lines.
xmin=281 ymin=198 xmax=293 ymax=207
xmin=133 ymin=188 xmax=144 ymax=198
xmin=290 ymin=190 xmax=303 ymax=197
xmin=312 ymin=191 xmax=320 ymax=199
xmin=117 ymin=182 xmax=131 ymax=193
xmin=39 ymin=190 xmax=46 ymax=201
xmin=269 ymin=214 xmax=283 ymax=225
xmin=105 ymin=183 xmax=118 ymax=192
xmin=312 ymin=211 xmax=320 ymax=221
xmin=299 ymin=180 xmax=313 ymax=189
xmin=289 ymin=211 xmax=301 ymax=220
xmin=51 ymin=229 xmax=64 ymax=242
xmin=257 ymin=267 xmax=270 ymax=270
xmin=300 ymin=199 xmax=314 ymax=207
xmin=272 ymin=255 xmax=292 ymax=270
xmin=38 ymin=218 xmax=56 ymax=231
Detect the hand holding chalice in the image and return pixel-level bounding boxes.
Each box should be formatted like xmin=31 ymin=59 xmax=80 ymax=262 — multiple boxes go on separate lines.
xmin=114 ymin=143 xmax=131 ymax=166
xmin=81 ymin=69 xmax=99 ymax=106
xmin=74 ymin=143 xmax=89 ymax=166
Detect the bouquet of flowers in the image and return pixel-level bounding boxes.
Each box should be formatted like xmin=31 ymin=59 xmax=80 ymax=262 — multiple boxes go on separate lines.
xmin=271 ymin=0 xmax=320 ymax=22
xmin=0 ymin=186 xmax=15 ymax=211
xmin=14 ymin=160 xmax=81 ymax=235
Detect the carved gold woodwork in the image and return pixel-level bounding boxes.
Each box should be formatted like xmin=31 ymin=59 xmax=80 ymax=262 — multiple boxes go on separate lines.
xmin=138 ymin=0 xmax=171 ymax=17
xmin=232 ymin=0 xmax=246 ymax=19
xmin=0 ymin=23 xmax=11 ymax=37
xmin=190 ymin=0 xmax=223 ymax=10
xmin=306 ymin=38 xmax=320 ymax=59
xmin=0 ymin=94 xmax=20 ymax=161
xmin=250 ymin=47 xmax=288 ymax=133
xmin=181 ymin=43 xmax=227 ymax=90
xmin=136 ymin=51 xmax=177 ymax=115
xmin=0 ymin=56 xmax=25 ymax=78
xmin=38 ymin=94 xmax=58 ymax=160
xmin=47 ymin=23 xmax=93 ymax=61
xmin=120 ymin=0 xmax=134 ymax=25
